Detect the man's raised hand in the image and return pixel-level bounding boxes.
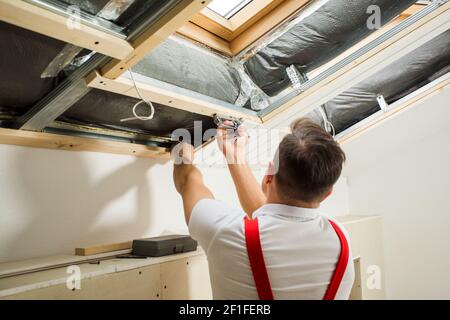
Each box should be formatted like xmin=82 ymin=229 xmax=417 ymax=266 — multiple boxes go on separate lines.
xmin=216 ymin=121 xmax=249 ymax=165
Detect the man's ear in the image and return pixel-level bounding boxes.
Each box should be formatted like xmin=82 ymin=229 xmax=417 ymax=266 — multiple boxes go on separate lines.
xmin=263 ymin=174 xmax=274 ymax=184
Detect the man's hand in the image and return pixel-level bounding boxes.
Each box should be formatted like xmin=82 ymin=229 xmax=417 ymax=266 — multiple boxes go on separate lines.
xmin=216 ymin=123 xmax=266 ymax=215
xmin=216 ymin=122 xmax=249 ymax=164
xmin=171 ymin=142 xmax=195 ymax=165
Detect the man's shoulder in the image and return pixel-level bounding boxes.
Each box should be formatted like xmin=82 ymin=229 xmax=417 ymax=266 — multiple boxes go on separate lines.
xmin=192 ymin=199 xmax=245 ymax=219
xmin=188 ymin=199 xmax=246 ymax=253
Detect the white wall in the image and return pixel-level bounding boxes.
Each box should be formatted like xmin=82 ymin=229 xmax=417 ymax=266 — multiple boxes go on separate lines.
xmin=0 ymin=144 xmax=242 ymax=263
xmin=0 ymin=137 xmax=349 ymax=263
xmin=342 ymin=86 xmax=450 ymax=299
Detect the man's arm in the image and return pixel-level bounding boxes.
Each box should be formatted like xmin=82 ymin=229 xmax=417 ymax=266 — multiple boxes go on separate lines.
xmin=227 ymin=164 xmax=266 ymax=216
xmin=217 ymin=125 xmax=266 ymax=215
xmin=172 ymin=143 xmax=214 ymax=224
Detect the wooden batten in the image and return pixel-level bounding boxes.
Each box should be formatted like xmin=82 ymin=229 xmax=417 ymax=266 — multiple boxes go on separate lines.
xmin=86 ymin=71 xmax=262 ymax=123
xmin=75 ymin=242 xmax=133 ymax=256
xmin=0 ymin=128 xmax=171 ymax=159
xmin=0 ymin=0 xmax=133 ymax=60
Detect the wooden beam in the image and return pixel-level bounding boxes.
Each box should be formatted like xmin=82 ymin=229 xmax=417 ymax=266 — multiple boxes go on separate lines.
xmin=0 ymin=0 xmax=133 ymax=60
xmin=86 ymin=71 xmax=262 ymax=123
xmin=400 ymin=4 xmax=427 ymax=19
xmin=177 ymin=22 xmax=232 ymax=55
xmin=75 ymin=241 xmax=133 ymax=256
xmin=0 ymin=128 xmax=171 ymax=159
xmin=100 ymin=0 xmax=211 ymax=80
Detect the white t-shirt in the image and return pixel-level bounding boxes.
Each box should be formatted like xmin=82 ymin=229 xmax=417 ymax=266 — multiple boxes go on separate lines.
xmin=189 ymin=199 xmax=355 ymax=300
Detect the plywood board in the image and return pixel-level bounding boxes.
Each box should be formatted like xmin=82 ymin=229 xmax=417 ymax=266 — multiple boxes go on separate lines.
xmin=2 ymin=264 xmax=161 ymax=300
xmin=161 ymin=255 xmax=212 ymax=300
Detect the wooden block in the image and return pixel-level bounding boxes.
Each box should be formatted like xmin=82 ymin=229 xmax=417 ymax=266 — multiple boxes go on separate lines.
xmin=75 ymin=241 xmax=133 ymax=256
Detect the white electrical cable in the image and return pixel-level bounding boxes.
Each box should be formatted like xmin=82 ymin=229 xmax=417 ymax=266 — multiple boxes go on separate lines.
xmin=120 ymin=69 xmax=155 ymax=122
xmin=327 ymin=120 xmax=336 ymax=138
xmin=318 ymin=105 xmax=336 ymax=138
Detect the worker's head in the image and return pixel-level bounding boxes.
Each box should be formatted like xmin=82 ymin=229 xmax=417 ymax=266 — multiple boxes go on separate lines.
xmin=262 ymin=118 xmax=346 ymax=207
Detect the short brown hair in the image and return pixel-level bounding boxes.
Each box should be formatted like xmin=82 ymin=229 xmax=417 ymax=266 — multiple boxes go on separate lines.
xmin=274 ymin=118 xmax=346 ymax=202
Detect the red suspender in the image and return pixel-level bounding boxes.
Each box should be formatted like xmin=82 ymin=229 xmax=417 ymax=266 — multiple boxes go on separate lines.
xmin=244 ymin=217 xmax=274 ymax=300
xmin=244 ymin=216 xmax=349 ymax=300
xmin=323 ymin=220 xmax=350 ymax=300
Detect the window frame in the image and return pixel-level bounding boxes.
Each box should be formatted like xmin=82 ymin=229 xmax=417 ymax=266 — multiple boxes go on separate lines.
xmin=178 ymin=0 xmax=311 ymax=55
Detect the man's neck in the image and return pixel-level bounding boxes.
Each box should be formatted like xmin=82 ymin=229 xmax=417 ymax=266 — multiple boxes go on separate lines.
xmin=265 ymin=195 xmax=320 ymax=209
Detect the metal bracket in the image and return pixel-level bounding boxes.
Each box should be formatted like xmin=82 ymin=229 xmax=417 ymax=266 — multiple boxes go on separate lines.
xmin=376 ymin=94 xmax=389 ymax=112
xmin=286 ymin=65 xmax=308 ymax=93
xmin=432 ymin=0 xmax=448 ymax=6
xmin=213 ymin=114 xmax=243 ymax=131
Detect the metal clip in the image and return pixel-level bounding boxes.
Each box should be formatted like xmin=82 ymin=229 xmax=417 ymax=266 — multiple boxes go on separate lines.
xmin=376 ymin=94 xmax=389 ymax=112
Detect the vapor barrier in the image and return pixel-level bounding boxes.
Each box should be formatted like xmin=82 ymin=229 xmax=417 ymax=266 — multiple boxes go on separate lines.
xmin=308 ymin=30 xmax=450 ymax=134
xmin=0 ymin=22 xmax=65 ymax=116
xmin=133 ymin=36 xmax=242 ymax=105
xmin=243 ymin=0 xmax=417 ymax=97
xmin=58 ymin=89 xmax=216 ymax=146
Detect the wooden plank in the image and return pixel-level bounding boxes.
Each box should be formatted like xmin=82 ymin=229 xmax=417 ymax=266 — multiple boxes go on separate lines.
xmin=0 ymin=128 xmax=171 ymax=159
xmin=100 ymin=0 xmax=211 ymax=80
xmin=75 ymin=242 xmax=133 ymax=256
xmin=177 ymin=22 xmax=232 ymax=55
xmin=87 ymin=71 xmax=262 ymax=123
xmin=0 ymin=0 xmax=133 ymax=60
xmin=400 ymin=4 xmax=426 ymax=18
xmin=191 ymin=7 xmax=234 ymax=41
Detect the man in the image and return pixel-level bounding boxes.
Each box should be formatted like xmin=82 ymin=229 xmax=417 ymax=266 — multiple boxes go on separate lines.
xmin=172 ymin=118 xmax=354 ymax=300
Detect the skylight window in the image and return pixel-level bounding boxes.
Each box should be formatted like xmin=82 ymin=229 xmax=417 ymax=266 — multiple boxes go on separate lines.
xmin=207 ymin=0 xmax=253 ymax=19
